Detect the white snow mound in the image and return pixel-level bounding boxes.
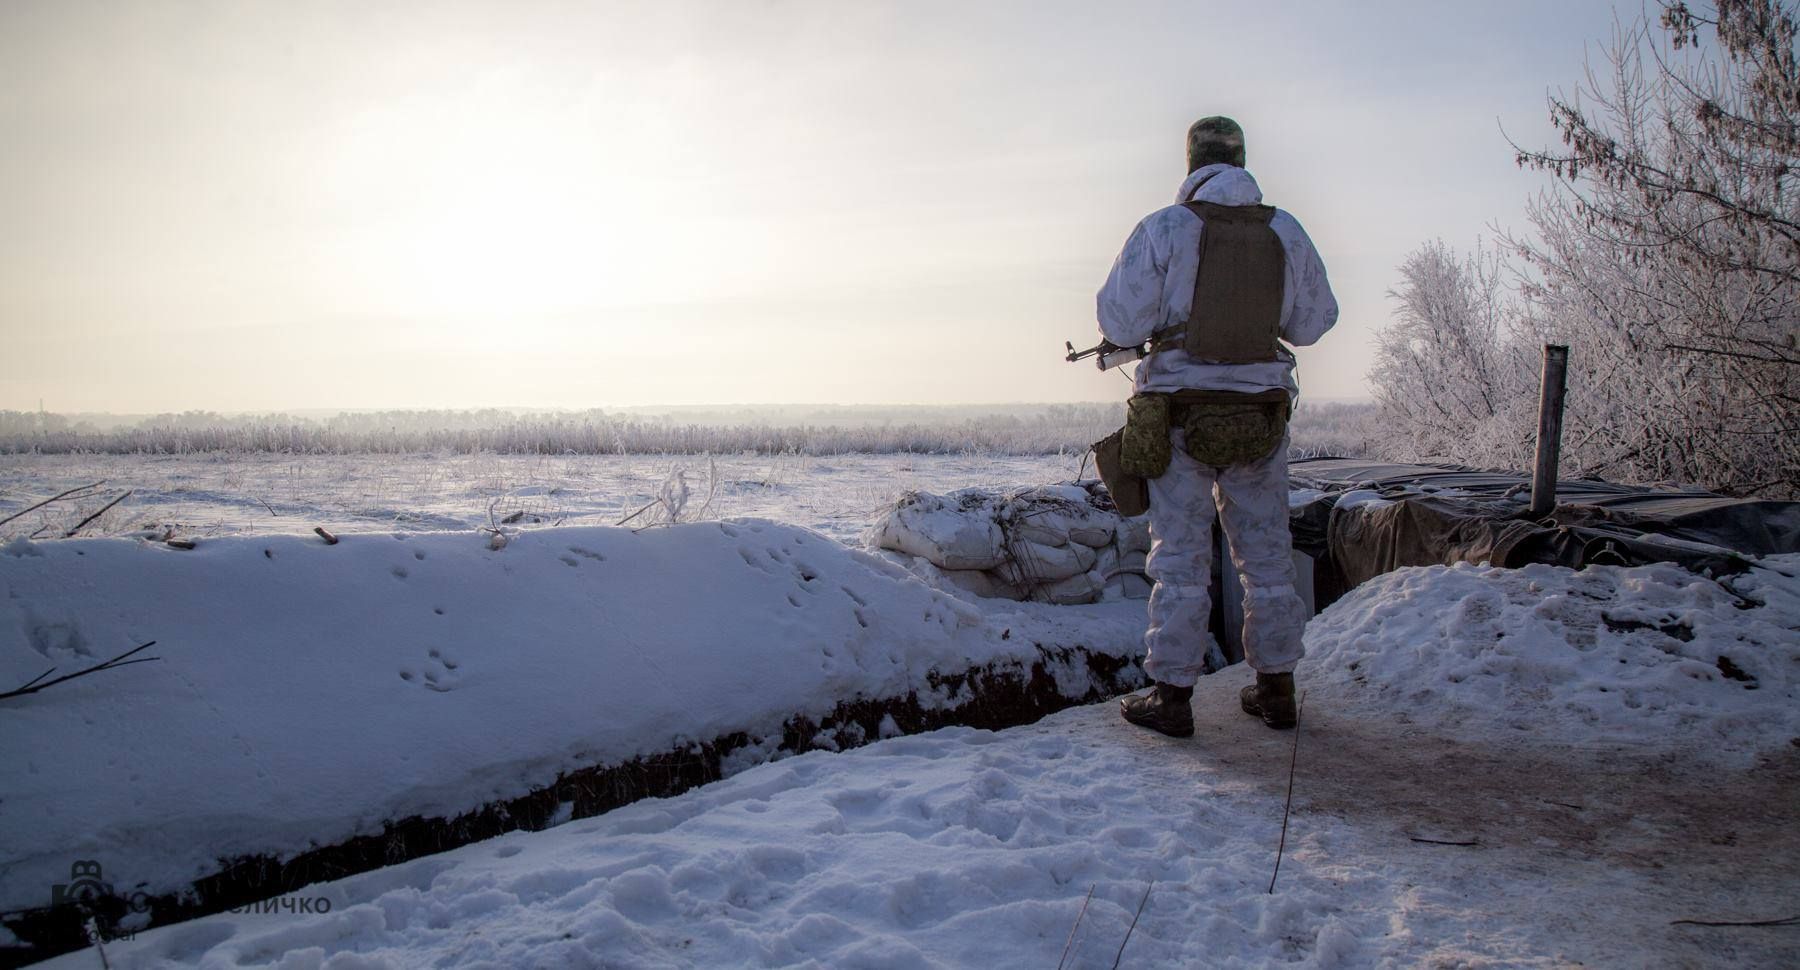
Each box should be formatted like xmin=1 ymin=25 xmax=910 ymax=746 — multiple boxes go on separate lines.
xmin=0 ymin=520 xmax=1144 ymax=914
xmin=1306 ymin=556 xmax=1800 ymax=758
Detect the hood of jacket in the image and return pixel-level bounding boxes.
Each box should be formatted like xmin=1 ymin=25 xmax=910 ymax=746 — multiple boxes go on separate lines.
xmin=1175 ymin=164 xmax=1263 ymax=206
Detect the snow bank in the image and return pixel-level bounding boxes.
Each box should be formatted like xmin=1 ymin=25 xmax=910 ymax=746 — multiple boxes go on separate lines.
xmin=1306 ymin=555 xmax=1800 ymax=759
xmin=21 ymin=707 xmax=1397 ymax=970
xmin=15 ymin=555 xmax=1800 ymax=968
xmin=0 ymin=521 xmax=1146 ymax=920
xmin=867 ymin=483 xmax=1150 ymax=605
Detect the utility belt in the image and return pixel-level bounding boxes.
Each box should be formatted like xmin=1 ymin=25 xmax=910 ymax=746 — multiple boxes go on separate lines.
xmin=1092 ymin=389 xmax=1290 ymax=516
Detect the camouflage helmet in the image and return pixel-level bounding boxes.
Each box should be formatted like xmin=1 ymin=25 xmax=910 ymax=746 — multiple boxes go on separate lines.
xmin=1186 ymin=116 xmax=1246 ymax=171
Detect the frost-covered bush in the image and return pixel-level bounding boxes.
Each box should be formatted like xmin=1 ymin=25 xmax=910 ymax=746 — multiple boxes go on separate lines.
xmin=0 ymin=403 xmax=1376 ymax=461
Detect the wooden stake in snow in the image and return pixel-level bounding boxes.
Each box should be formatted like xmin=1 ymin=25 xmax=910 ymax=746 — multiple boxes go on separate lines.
xmin=313 ymin=526 xmax=339 ymax=545
xmin=1529 ymin=344 xmax=1570 ymax=518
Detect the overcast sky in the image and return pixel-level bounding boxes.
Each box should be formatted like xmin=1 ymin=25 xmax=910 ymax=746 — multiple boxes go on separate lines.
xmin=1 ymin=0 xmax=1632 ymax=413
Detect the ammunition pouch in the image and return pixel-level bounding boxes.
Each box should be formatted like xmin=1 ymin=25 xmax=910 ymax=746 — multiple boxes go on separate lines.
xmin=1095 ymin=388 xmax=1289 ymax=514
xmin=1121 ymin=394 xmax=1173 ymax=479
xmin=1172 ymin=388 xmax=1290 ymax=467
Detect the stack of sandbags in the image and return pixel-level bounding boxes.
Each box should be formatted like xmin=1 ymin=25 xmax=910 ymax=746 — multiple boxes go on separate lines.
xmin=866 ymin=481 xmax=1152 ymax=605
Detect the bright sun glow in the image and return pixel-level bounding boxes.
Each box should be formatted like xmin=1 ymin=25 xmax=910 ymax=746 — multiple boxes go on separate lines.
xmin=2 ymin=1 xmax=1617 ymax=411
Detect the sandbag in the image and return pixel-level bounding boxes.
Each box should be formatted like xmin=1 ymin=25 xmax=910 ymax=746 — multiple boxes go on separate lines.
xmin=1093 ymin=545 xmax=1118 ymax=580
xmin=869 ymin=491 xmax=1007 ymax=570
xmin=1116 ymin=516 xmax=1152 ymax=555
xmin=995 ymin=540 xmax=1097 ymax=585
xmin=870 ymin=483 xmax=1139 ymax=603
xmin=1009 ymin=521 xmax=1070 ymax=547
xmin=936 ymin=567 xmax=1021 ymax=601
xmin=1039 ymin=569 xmax=1105 ymax=605
xmin=1003 ymin=486 xmax=1119 ymax=549
xmin=1067 ymin=522 xmax=1115 ymax=548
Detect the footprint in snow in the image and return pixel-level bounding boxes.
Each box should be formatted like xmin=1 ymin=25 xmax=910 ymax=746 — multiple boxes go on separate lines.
xmin=399 ymin=648 xmax=462 ymax=692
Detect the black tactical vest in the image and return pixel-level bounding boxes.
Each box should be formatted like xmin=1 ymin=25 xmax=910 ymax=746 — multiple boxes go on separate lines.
xmin=1178 ymin=201 xmax=1286 ymax=363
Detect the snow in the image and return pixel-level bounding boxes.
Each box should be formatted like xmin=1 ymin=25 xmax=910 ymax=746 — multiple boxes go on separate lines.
xmin=1305 ymin=557 xmax=1800 ymax=763
xmin=0 ymin=519 xmax=1145 ymax=919
xmin=1328 ymin=488 xmax=1392 ymax=512
xmin=7 ymin=447 xmax=1799 ymax=967
xmin=24 ymin=644 xmax=1800 ymax=970
xmin=0 ymin=453 xmax=1089 ymax=547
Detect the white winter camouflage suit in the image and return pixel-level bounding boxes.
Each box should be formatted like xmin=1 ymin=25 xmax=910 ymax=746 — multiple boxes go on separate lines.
xmin=1097 ymin=164 xmax=1338 ymax=685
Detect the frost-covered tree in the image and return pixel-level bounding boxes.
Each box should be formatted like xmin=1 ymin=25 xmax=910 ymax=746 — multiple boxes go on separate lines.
xmin=1374 ymin=1 xmax=1798 ymax=496
xmin=1515 ymin=0 xmax=1799 ymax=495
xmin=1370 ymin=243 xmax=1538 ymax=468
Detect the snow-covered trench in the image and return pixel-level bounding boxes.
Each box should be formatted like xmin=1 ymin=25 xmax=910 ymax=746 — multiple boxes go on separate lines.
xmin=0 ymin=521 xmax=1147 ymax=960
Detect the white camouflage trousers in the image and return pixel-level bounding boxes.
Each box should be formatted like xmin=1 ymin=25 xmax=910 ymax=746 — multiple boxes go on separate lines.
xmin=1143 ymin=429 xmax=1307 ymax=686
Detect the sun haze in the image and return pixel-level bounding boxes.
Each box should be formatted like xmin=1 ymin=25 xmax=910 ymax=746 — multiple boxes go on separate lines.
xmin=2 ymin=0 xmax=1622 ymax=413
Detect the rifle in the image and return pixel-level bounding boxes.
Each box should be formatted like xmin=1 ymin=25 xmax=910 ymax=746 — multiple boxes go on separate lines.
xmin=1065 ymin=326 xmax=1184 ymax=371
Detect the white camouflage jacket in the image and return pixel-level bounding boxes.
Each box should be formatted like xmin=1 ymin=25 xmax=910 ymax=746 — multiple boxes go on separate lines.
xmin=1096 ymin=164 xmax=1338 ymax=398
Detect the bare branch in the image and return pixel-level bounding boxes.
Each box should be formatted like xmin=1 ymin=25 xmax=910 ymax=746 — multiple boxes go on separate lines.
xmin=0 ymin=480 xmax=106 ymax=528
xmin=64 ymin=491 xmax=133 ymax=538
xmin=0 ymin=641 xmax=161 ymax=703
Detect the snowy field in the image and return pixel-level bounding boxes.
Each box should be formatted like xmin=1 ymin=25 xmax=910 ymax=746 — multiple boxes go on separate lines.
xmin=0 ymin=453 xmax=1085 ymax=546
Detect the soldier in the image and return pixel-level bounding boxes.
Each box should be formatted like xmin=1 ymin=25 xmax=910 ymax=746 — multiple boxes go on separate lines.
xmin=1100 ymin=117 xmax=1339 ymax=738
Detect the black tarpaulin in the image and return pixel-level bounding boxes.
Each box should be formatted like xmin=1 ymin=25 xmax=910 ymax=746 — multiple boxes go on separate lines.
xmin=1286 ymin=458 xmax=1800 ymax=609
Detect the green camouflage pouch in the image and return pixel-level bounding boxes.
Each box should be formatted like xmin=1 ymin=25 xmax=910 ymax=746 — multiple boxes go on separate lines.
xmin=1179 ymin=399 xmax=1288 ymax=467
xmin=1121 ymin=393 xmax=1173 ymax=479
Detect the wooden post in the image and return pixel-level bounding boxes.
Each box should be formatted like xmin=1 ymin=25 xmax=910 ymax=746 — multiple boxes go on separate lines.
xmin=1529 ymin=344 xmax=1570 ymax=517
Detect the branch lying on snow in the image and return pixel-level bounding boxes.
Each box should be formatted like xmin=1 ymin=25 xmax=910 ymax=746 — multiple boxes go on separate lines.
xmin=0 ymin=480 xmax=106 ymax=529
xmin=1670 ymin=914 xmax=1800 ymax=928
xmin=0 ymin=641 xmax=160 ymax=703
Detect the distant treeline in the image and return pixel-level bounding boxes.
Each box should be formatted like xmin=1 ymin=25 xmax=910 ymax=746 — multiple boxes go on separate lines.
xmin=0 ymin=403 xmax=1378 ymax=458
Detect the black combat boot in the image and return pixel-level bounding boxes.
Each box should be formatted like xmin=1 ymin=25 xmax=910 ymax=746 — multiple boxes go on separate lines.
xmin=1119 ymin=681 xmax=1195 ymax=738
xmin=1239 ymin=672 xmax=1297 ymax=729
